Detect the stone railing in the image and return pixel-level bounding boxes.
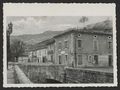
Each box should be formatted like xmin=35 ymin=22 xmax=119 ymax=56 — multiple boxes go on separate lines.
xmin=12 ymin=62 xmax=113 ymax=83
xmin=17 ymin=63 xmax=65 ymax=83
xmin=14 ymin=65 xmax=33 ymax=84
xmin=65 ymin=67 xmax=113 ymax=83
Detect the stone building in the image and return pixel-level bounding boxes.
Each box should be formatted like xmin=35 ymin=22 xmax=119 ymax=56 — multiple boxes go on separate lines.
xmin=28 ymin=38 xmax=55 ymax=64
xmin=53 ymin=20 xmax=113 ymax=67
xmin=54 ymin=29 xmax=112 ymax=67
xmin=46 ymin=38 xmax=55 ymax=64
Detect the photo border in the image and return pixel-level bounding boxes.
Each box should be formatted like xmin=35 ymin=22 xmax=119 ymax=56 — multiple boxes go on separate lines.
xmin=0 ymin=0 xmax=119 ymax=88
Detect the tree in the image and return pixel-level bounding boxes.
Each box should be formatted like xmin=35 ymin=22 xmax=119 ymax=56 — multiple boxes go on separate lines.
xmin=79 ymin=16 xmax=89 ymax=27
xmin=10 ymin=39 xmax=26 ymax=62
xmin=7 ymin=22 xmax=13 ymax=69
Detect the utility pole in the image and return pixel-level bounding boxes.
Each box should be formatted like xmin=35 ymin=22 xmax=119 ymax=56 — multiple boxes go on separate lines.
xmin=7 ymin=22 xmax=13 ymax=69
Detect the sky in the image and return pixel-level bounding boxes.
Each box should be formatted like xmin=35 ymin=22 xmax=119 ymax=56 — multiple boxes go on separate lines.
xmin=6 ymin=16 xmax=112 ymax=36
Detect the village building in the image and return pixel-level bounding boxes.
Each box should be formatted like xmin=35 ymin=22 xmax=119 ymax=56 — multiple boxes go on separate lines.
xmin=27 ymin=20 xmax=113 ymax=68
xmin=28 ymin=45 xmax=47 ymax=63
xmin=28 ymin=38 xmax=55 ymax=64
xmin=53 ymin=20 xmax=113 ymax=67
xmin=18 ymin=55 xmax=28 ymax=63
xmin=27 ymin=50 xmax=37 ymax=62
xmin=46 ymin=38 xmax=55 ymax=64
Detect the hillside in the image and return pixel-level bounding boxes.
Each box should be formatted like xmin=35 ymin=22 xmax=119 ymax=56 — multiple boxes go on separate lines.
xmin=10 ymin=31 xmax=63 ymax=45
xmin=85 ymin=19 xmax=112 ymax=32
xmin=10 ymin=19 xmax=112 ymax=46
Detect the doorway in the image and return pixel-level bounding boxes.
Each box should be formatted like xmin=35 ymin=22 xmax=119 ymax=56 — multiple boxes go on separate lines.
xmin=108 ymin=55 xmax=112 ymax=66
xmin=77 ymin=55 xmax=82 ymax=65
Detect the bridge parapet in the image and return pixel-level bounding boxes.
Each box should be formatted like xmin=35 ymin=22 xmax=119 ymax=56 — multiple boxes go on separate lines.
xmin=18 ymin=63 xmax=65 ymax=83
xmin=10 ymin=62 xmax=113 ymax=83
xmin=14 ymin=65 xmax=33 ymax=84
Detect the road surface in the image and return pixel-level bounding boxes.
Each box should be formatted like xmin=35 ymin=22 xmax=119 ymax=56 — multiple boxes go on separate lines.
xmin=7 ymin=65 xmax=15 ymax=84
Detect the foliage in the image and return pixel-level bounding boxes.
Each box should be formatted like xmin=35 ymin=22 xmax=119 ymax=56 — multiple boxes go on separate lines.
xmin=10 ymin=39 xmax=26 ymax=62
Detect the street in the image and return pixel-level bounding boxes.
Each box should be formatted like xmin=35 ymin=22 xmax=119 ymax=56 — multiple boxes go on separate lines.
xmin=7 ymin=65 xmax=15 ymax=84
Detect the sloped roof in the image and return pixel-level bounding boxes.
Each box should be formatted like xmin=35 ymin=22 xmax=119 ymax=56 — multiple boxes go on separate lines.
xmin=28 ymin=38 xmax=55 ymax=51
xmin=54 ymin=19 xmax=113 ymax=38
xmin=28 ymin=19 xmax=113 ymax=51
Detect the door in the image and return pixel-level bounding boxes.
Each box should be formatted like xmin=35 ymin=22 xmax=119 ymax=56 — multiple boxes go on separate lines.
xmin=65 ymin=55 xmax=68 ymax=65
xmin=51 ymin=55 xmax=53 ymax=63
xmin=94 ymin=55 xmax=98 ymax=65
xmin=109 ymin=55 xmax=112 ymax=66
xmin=59 ymin=55 xmax=62 ymax=64
xmin=77 ymin=55 xmax=82 ymax=65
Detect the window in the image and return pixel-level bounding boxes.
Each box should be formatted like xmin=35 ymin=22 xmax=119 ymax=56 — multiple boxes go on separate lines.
xmin=88 ymin=55 xmax=93 ymax=63
xmin=108 ymin=41 xmax=112 ymax=49
xmin=93 ymin=40 xmax=98 ymax=51
xmin=94 ymin=55 xmax=98 ymax=65
xmin=58 ymin=42 xmax=62 ymax=50
xmin=78 ymin=55 xmax=82 ymax=65
xmin=59 ymin=55 xmax=62 ymax=64
xmin=65 ymin=55 xmax=68 ymax=65
xmin=64 ymin=40 xmax=68 ymax=48
xmin=43 ymin=57 xmax=46 ymax=63
xmin=77 ymin=40 xmax=82 ymax=48
xmin=51 ymin=55 xmax=53 ymax=63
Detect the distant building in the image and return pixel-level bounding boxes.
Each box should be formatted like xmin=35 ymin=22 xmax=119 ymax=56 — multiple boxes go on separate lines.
xmin=46 ymin=38 xmax=55 ymax=64
xmin=28 ymin=38 xmax=54 ymax=64
xmin=18 ymin=53 xmax=29 ymax=63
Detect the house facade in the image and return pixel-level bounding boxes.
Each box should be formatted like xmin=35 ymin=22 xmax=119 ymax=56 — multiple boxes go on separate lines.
xmin=28 ymin=38 xmax=55 ymax=64
xmin=54 ymin=29 xmax=113 ymax=67
xmin=28 ymin=50 xmax=38 ymax=62
xmin=28 ymin=30 xmax=113 ymax=67
xmin=47 ymin=38 xmax=55 ymax=64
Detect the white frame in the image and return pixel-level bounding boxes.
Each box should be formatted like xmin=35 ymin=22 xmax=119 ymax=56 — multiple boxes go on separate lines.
xmin=3 ymin=3 xmax=117 ymax=87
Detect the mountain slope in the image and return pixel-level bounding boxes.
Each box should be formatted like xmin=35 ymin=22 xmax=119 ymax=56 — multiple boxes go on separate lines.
xmin=10 ymin=31 xmax=63 ymax=45
xmin=10 ymin=19 xmax=112 ymax=45
xmin=86 ymin=19 xmax=112 ymax=32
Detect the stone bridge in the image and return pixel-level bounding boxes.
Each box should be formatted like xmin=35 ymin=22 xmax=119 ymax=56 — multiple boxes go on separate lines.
xmin=17 ymin=63 xmax=65 ymax=83
xmin=10 ymin=63 xmax=113 ymax=84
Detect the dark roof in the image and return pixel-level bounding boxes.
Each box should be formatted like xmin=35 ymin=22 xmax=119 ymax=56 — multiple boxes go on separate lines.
xmin=28 ymin=38 xmax=55 ymax=51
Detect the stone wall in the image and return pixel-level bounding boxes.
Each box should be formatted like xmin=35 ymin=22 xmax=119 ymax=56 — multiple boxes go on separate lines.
xmin=14 ymin=65 xmax=33 ymax=84
xmin=16 ymin=63 xmax=113 ymax=83
xmin=18 ymin=63 xmax=65 ymax=83
xmin=65 ymin=68 xmax=113 ymax=83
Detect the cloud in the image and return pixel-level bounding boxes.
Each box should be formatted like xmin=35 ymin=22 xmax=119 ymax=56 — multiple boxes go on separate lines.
xmin=50 ymin=24 xmax=76 ymax=31
xmin=11 ymin=16 xmax=76 ymax=35
xmin=9 ymin=16 xmax=111 ymax=35
xmin=12 ymin=17 xmax=44 ymax=35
